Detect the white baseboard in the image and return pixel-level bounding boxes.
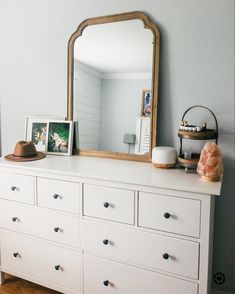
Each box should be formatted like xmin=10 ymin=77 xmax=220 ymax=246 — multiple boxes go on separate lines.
xmin=212 ymin=289 xmax=232 ymax=294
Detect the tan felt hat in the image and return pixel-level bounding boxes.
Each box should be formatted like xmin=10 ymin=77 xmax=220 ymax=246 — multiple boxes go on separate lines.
xmin=4 ymin=141 xmax=46 ymax=162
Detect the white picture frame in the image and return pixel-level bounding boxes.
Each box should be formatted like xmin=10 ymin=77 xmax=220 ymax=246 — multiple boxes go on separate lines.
xmin=46 ymin=121 xmax=74 ymax=156
xmin=25 ymin=116 xmax=65 ymax=152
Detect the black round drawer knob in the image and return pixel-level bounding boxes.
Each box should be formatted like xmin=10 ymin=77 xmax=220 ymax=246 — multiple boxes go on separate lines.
xmin=163 ymin=253 xmax=170 ymax=260
xmin=54 ymin=227 xmax=60 ymax=232
xmin=164 ymin=212 xmax=171 ymax=219
xmin=103 ymin=202 xmax=110 ymax=208
xmin=103 ymin=280 xmax=109 ymax=287
xmin=12 ymin=217 xmax=18 ymax=222
xmin=103 ymin=239 xmax=109 ymax=245
xmin=11 ymin=186 xmax=17 ymax=191
xmin=13 ymin=253 xmax=19 ymax=258
xmin=54 ymin=265 xmax=61 ymax=271
xmin=53 ymin=194 xmax=59 ymax=199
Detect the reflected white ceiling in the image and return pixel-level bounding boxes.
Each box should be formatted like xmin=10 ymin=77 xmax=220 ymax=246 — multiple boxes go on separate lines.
xmin=74 ymin=19 xmax=153 ymax=74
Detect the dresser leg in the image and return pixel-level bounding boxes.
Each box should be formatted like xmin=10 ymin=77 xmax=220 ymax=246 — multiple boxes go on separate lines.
xmin=0 ymin=271 xmax=5 ymax=284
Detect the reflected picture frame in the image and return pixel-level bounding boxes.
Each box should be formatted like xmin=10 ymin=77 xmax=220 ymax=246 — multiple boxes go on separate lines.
xmin=46 ymin=121 xmax=73 ymax=156
xmin=25 ymin=116 xmax=64 ymax=152
xmin=141 ymin=89 xmax=152 ymax=116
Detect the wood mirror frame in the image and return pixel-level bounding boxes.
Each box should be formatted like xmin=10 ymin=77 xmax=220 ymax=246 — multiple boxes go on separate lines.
xmin=67 ymin=11 xmax=160 ymax=162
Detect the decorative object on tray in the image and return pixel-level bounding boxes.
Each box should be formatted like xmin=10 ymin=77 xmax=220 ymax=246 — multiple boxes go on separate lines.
xmin=177 ymin=105 xmax=218 ymax=173
xmin=197 ymin=142 xmax=223 ymax=182
xmin=25 ymin=116 xmax=65 ymax=152
xmin=4 ymin=141 xmax=46 ymax=162
xmin=46 ymin=121 xmax=73 ymax=156
xmin=152 ymin=146 xmax=177 ymax=168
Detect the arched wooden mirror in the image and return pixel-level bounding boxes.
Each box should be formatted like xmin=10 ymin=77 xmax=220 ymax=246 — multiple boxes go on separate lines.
xmin=67 ymin=11 xmax=160 ymax=162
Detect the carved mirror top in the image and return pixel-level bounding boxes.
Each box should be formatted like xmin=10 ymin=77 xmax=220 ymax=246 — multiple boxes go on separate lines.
xmin=67 ymin=11 xmax=160 ymax=162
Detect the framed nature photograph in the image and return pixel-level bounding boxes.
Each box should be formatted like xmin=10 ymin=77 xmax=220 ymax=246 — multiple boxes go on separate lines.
xmin=141 ymin=90 xmax=152 ymax=116
xmin=25 ymin=116 xmax=64 ymax=152
xmin=46 ymin=121 xmax=73 ymax=155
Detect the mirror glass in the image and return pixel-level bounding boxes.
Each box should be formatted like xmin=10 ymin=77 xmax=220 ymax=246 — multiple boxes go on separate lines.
xmin=74 ymin=20 xmax=153 ymax=154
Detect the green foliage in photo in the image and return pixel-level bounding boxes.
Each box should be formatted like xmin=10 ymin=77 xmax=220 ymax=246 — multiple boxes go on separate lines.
xmin=47 ymin=122 xmax=70 ymax=152
xmin=32 ymin=123 xmax=47 ymax=145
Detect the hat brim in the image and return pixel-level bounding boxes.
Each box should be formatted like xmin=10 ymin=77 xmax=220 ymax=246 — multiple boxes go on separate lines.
xmin=4 ymin=152 xmax=46 ymax=162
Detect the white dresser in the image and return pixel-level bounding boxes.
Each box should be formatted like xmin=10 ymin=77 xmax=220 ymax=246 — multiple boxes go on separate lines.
xmin=0 ymin=156 xmax=221 ymax=294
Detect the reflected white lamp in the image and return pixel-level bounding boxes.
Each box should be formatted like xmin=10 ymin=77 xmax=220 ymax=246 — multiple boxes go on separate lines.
xmin=123 ymin=133 xmax=136 ymax=153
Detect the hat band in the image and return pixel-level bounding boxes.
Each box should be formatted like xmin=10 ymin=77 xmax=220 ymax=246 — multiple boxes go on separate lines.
xmin=12 ymin=152 xmax=37 ymax=158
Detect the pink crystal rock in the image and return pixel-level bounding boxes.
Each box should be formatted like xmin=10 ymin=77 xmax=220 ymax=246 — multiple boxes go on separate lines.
xmin=197 ymin=142 xmax=223 ymax=182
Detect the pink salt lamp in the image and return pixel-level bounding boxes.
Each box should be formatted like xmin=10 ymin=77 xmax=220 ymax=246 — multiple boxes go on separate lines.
xmin=197 ymin=142 xmax=223 ymax=182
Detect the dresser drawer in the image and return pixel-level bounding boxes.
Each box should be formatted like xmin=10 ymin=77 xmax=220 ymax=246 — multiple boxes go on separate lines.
xmin=84 ymin=254 xmax=198 ymax=294
xmin=1 ymin=231 xmax=81 ymax=293
xmin=37 ymin=177 xmax=80 ymax=214
xmin=138 ymin=192 xmax=201 ymax=237
xmin=83 ymin=184 xmax=134 ymax=224
xmin=0 ymin=171 xmax=34 ymax=204
xmin=83 ymin=220 xmax=199 ymax=279
xmin=0 ymin=199 xmax=80 ymax=247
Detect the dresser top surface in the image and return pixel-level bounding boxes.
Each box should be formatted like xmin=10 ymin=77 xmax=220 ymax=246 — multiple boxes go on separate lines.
xmin=0 ymin=156 xmax=222 ymax=195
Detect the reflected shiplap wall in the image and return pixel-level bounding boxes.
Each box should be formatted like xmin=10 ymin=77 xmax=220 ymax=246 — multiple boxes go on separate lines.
xmin=0 ymin=1 xmax=234 ymax=293
xmin=74 ymin=60 xmax=102 ymax=150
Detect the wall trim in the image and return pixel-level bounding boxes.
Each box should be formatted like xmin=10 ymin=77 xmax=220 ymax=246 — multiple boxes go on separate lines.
xmin=102 ymin=72 xmax=151 ymax=80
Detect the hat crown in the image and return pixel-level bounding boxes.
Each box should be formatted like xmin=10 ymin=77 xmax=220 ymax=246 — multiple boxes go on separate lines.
xmin=13 ymin=141 xmax=37 ymax=157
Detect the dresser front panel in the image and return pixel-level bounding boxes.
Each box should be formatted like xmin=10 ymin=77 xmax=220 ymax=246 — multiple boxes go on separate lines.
xmin=83 ymin=254 xmax=198 ymax=294
xmin=83 ymin=184 xmax=135 ymax=225
xmin=0 ymin=199 xmax=80 ymax=247
xmin=83 ymin=220 xmax=199 ymax=279
xmin=0 ymin=171 xmax=34 ymax=204
xmin=1 ymin=231 xmax=82 ymax=293
xmin=0 ymin=157 xmax=219 ymax=294
xmin=138 ymin=192 xmax=201 ymax=237
xmin=37 ymin=177 xmax=80 ymax=214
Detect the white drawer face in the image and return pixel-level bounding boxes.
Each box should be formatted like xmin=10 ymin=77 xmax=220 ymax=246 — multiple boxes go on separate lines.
xmin=83 ymin=220 xmax=199 ymax=279
xmin=138 ymin=192 xmax=201 ymax=238
xmin=0 ymin=199 xmax=80 ymax=247
xmin=0 ymin=171 xmax=34 ymax=204
xmin=83 ymin=184 xmax=135 ymax=225
xmin=1 ymin=231 xmax=81 ymax=293
xmin=84 ymin=255 xmax=198 ymax=294
xmin=37 ymin=177 xmax=80 ymax=214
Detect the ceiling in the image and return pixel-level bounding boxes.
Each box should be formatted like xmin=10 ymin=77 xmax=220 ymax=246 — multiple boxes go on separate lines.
xmin=74 ymin=19 xmax=153 ymax=74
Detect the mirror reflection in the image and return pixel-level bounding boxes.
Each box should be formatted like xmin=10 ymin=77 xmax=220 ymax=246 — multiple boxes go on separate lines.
xmin=73 ymin=19 xmax=153 ymax=154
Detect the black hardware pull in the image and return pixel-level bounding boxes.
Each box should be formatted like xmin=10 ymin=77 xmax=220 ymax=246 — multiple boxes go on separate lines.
xmin=53 ymin=194 xmax=59 ymax=199
xmin=163 ymin=253 xmax=170 ymax=260
xmin=103 ymin=239 xmax=109 ymax=245
xmin=13 ymin=253 xmax=19 ymax=258
xmin=54 ymin=227 xmax=60 ymax=232
xmin=11 ymin=186 xmax=17 ymax=191
xmin=12 ymin=217 xmax=18 ymax=222
xmin=103 ymin=280 xmax=109 ymax=287
xmin=54 ymin=265 xmax=61 ymax=271
xmin=164 ymin=212 xmax=171 ymax=219
xmin=103 ymin=202 xmax=110 ymax=208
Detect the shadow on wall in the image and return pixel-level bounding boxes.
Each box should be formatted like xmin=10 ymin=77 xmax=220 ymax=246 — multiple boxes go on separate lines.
xmin=156 ymin=23 xmax=173 ymax=147
xmin=0 ymin=100 xmax=2 ymax=157
xmin=213 ymin=166 xmax=235 ymax=294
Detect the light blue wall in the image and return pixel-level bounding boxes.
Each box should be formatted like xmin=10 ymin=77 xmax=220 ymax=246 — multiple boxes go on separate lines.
xmin=100 ymin=79 xmax=151 ymax=153
xmin=0 ymin=1 xmax=234 ymax=292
